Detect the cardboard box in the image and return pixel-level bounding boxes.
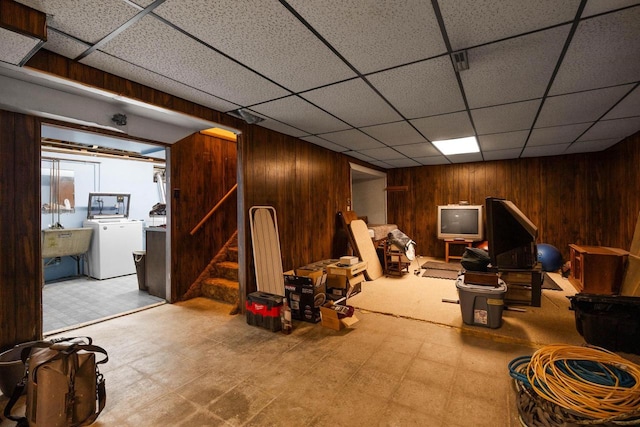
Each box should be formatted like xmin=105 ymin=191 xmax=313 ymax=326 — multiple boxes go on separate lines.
xmin=296 ymin=259 xmax=338 ymax=276
xmin=340 ymin=256 xmax=359 ymax=265
xmin=327 ymin=273 xmax=364 ymax=298
xmin=326 ymin=261 xmax=367 ymax=277
xmin=283 ymin=269 xmax=327 ymax=323
xmin=320 ymin=301 xmax=359 ymax=331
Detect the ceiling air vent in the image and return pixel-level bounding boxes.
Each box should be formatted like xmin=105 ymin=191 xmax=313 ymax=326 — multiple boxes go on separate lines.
xmin=451 ymin=50 xmax=469 ymax=72
xmin=228 ymin=109 xmax=264 ymax=125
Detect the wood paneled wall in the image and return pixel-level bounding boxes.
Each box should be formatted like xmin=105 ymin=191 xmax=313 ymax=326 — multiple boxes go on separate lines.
xmin=387 ymin=132 xmax=640 ymax=262
xmin=170 ymin=132 xmax=237 ymax=301
xmin=0 ymin=110 xmax=41 ymax=350
xmin=239 ymin=125 xmax=352 ymax=294
xmin=0 ymin=0 xmax=47 ymax=40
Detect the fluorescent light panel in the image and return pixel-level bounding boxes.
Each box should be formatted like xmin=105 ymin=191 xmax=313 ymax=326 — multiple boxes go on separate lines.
xmin=432 ymin=136 xmax=479 ymax=155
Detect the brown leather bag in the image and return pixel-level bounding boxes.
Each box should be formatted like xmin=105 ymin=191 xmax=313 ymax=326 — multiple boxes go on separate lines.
xmin=3 ymin=337 xmax=108 ymax=427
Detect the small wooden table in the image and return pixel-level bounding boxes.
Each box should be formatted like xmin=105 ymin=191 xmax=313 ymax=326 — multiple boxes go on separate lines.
xmin=445 ymin=239 xmax=473 ymax=263
xmin=568 ymin=244 xmax=628 ymax=294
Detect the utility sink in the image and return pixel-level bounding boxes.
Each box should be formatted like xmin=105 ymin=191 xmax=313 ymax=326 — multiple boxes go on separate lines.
xmin=42 ymin=228 xmax=93 ymax=258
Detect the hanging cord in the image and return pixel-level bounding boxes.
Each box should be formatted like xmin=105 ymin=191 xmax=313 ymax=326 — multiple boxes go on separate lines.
xmin=509 ymin=344 xmax=640 ymax=423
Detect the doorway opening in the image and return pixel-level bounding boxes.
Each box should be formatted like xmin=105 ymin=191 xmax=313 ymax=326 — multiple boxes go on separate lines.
xmin=350 ymin=163 xmax=387 ymax=224
xmin=41 ymin=124 xmax=168 ymax=335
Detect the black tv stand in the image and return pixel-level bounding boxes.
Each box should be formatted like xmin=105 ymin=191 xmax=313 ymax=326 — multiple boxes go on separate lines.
xmin=490 ymin=263 xmax=542 ymax=307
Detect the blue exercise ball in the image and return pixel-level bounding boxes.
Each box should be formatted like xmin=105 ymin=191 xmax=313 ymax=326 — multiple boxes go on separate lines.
xmin=537 ymin=243 xmax=563 ymax=272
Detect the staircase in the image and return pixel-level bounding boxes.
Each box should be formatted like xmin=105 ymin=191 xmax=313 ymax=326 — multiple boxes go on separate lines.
xmin=188 ymin=231 xmax=240 ymax=313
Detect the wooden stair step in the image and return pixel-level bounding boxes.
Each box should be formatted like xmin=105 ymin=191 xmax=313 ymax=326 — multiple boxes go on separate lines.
xmin=201 ymin=277 xmax=239 ymax=305
xmin=212 ymin=261 xmax=238 ymax=281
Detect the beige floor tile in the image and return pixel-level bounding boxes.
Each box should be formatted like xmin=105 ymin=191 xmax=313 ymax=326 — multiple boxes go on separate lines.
xmin=1 ymin=263 xmax=612 ymax=427
xmin=390 ymin=377 xmax=451 ymax=419
xmin=380 ymin=401 xmax=444 ymax=427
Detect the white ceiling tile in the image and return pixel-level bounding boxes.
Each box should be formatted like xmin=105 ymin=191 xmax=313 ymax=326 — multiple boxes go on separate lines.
xmin=367 ymin=56 xmax=466 ymax=119
xmin=345 ymin=151 xmax=377 ymax=163
xmin=301 ymin=135 xmax=348 ymax=152
xmin=449 ymin=152 xmax=484 ymax=163
xmin=550 ymin=7 xmax=640 ymax=94
xmin=129 ymin=0 xmax=155 ymax=7
xmin=394 ymin=142 xmax=440 ymax=158
xmin=317 ymin=129 xmax=384 ymax=150
xmin=251 ymin=96 xmax=350 ymax=135
xmin=286 ymin=0 xmax=445 ymax=74
xmin=537 ymin=85 xmax=633 ymax=127
xmin=369 ymin=160 xmax=395 ymax=168
xmin=154 ymin=0 xmax=355 ymax=92
xmin=415 ymin=156 xmax=449 ymax=165
xmin=440 ymin=0 xmax=580 ymax=50
xmin=410 ymin=111 xmax=474 ymax=141
xmin=301 ymin=79 xmax=401 ymax=127
xmin=603 ymin=86 xmax=640 ymax=120
xmin=358 ymin=146 xmax=403 ymax=161
xmin=577 ymin=117 xmax=640 ymax=142
xmin=582 ymin=1 xmax=640 ymax=19
xmin=258 ymin=120 xmax=309 ymax=139
xmin=80 ymin=51 xmax=241 ymax=113
xmin=472 ymin=100 xmax=541 ymax=134
xmin=384 ymin=158 xmax=422 ymax=168
xmin=361 ymin=121 xmax=426 ymax=146
xmin=100 ymin=16 xmax=289 ymax=106
xmin=483 ymin=148 xmax=523 ymax=161
xmin=18 ymin=0 xmax=139 ymax=44
xmin=565 ymin=138 xmax=621 ymax=153
xmin=478 ymin=130 xmax=529 ymax=151
xmin=521 ymin=143 xmax=571 ymax=157
xmin=0 ymin=28 xmax=40 ymax=65
xmin=528 ymin=123 xmax=592 ymax=146
xmin=461 ymin=25 xmax=570 ymax=108
xmin=43 ymin=30 xmax=89 ymax=59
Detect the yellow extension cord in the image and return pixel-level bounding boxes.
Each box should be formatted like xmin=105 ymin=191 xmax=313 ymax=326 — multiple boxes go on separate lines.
xmin=526 ymin=344 xmax=640 ymax=420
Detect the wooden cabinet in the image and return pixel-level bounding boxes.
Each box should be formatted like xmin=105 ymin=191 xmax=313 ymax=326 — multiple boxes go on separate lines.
xmin=568 ymin=245 xmax=628 ymax=294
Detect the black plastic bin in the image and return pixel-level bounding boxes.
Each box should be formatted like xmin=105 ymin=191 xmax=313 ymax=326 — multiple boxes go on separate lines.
xmin=133 ymin=251 xmax=147 ymax=291
xmin=568 ymin=293 xmax=640 ymax=354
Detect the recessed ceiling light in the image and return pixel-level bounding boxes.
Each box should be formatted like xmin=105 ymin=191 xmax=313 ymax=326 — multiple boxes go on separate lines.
xmin=432 ymin=136 xmax=479 ymax=155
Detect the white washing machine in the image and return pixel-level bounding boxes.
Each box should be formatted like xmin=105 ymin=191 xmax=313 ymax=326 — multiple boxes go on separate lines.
xmin=83 ymin=219 xmax=143 ymax=279
xmin=83 ymin=192 xmax=144 ymax=279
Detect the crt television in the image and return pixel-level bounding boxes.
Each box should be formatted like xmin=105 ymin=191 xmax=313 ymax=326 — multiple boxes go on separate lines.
xmin=485 ymin=197 xmax=538 ymax=269
xmin=437 ymin=204 xmax=484 ymax=241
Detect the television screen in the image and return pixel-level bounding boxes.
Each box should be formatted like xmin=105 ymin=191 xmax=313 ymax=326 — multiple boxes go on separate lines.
xmin=437 ymin=205 xmax=483 ymax=241
xmin=485 ymin=197 xmax=538 ymax=269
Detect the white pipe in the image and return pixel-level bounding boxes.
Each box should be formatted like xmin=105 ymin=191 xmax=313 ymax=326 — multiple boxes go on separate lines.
xmin=155 ymin=172 xmax=166 ymax=204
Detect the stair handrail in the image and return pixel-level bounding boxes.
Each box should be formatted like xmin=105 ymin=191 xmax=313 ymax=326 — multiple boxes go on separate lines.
xmin=190 ymin=183 xmax=237 ymax=235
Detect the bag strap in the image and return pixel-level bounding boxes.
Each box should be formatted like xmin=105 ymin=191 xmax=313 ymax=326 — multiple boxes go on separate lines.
xmin=72 ymin=345 xmax=108 ymax=427
xmin=74 ymin=372 xmax=106 ymax=427
xmin=3 ymin=374 xmax=28 ymax=426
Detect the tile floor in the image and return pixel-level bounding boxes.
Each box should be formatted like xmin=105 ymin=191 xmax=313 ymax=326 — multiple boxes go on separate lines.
xmin=43 ymin=274 xmax=165 ymax=333
xmin=1 ymin=298 xmax=531 ymax=427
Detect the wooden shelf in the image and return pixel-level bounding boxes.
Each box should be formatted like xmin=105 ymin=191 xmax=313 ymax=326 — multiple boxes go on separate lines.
xmin=444 ymin=239 xmax=472 ymax=263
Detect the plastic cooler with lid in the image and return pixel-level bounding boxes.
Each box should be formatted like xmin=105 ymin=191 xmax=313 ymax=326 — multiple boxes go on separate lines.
xmin=456 ymin=276 xmax=507 ymax=329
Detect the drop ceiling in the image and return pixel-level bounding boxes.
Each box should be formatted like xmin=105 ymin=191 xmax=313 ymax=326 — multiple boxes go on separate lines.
xmin=4 ymin=0 xmax=640 ymax=168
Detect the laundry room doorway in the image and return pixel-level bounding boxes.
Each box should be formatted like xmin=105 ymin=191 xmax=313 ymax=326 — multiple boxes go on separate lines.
xmin=40 ymin=124 xmax=169 ymax=334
